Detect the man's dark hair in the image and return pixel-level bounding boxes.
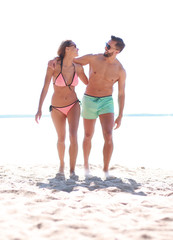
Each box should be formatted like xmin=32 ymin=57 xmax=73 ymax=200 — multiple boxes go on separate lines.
xmin=111 ymin=35 xmax=125 ymax=52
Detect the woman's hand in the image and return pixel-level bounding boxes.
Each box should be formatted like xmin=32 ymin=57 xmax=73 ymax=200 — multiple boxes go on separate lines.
xmin=35 ymin=110 xmax=42 ymax=123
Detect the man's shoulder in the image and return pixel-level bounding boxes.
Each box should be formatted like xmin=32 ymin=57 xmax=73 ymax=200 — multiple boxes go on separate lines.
xmin=117 ymin=62 xmax=126 ymax=79
xmin=120 ymin=64 xmax=126 ymax=74
xmin=89 ymin=53 xmax=103 ymax=62
xmin=94 ymin=53 xmax=103 ymax=58
xmin=116 ymin=59 xmax=125 ymax=71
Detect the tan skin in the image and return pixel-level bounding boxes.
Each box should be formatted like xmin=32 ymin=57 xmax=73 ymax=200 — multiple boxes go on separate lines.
xmin=35 ymin=43 xmax=88 ymax=175
xmin=74 ymin=40 xmax=126 ymax=175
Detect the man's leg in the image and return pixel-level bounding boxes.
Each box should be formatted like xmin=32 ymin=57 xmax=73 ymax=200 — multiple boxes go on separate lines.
xmin=99 ymin=113 xmax=114 ymax=174
xmin=83 ymin=118 xmax=96 ymax=174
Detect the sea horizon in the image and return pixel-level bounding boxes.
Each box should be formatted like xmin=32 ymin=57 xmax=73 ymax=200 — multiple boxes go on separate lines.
xmin=1 ymin=113 xmax=173 ymax=118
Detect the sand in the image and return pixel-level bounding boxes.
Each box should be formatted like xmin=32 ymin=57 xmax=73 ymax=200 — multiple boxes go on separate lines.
xmin=0 ymin=163 xmax=173 ymax=240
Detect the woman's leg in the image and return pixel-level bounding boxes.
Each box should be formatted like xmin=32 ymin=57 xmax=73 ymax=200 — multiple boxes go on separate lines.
xmin=51 ymin=109 xmax=66 ymax=173
xmin=67 ymin=102 xmax=80 ymax=174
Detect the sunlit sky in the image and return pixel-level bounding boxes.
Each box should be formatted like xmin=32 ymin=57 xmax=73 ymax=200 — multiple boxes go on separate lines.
xmin=0 ymin=0 xmax=173 ymax=115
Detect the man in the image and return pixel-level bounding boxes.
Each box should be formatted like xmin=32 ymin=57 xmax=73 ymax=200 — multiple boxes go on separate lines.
xmin=74 ymin=36 xmax=126 ymax=178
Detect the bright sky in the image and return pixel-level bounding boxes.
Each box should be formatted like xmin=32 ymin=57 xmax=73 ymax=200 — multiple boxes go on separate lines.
xmin=0 ymin=0 xmax=173 ymax=115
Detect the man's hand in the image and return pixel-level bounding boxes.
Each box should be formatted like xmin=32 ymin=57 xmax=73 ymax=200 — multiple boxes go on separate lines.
xmin=114 ymin=115 xmax=122 ymax=129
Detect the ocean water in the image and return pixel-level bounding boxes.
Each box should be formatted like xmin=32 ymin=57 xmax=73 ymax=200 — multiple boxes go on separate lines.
xmin=0 ymin=115 xmax=173 ymax=170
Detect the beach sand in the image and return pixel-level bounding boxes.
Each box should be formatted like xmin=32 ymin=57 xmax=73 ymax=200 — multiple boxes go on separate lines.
xmin=0 ymin=163 xmax=173 ymax=240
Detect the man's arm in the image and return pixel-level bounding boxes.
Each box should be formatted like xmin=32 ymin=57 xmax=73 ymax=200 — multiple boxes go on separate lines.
xmin=73 ymin=54 xmax=94 ymax=66
xmin=114 ymin=68 xmax=126 ymax=129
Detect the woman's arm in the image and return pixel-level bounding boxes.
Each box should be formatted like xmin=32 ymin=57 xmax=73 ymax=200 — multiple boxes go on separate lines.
xmin=35 ymin=63 xmax=54 ymax=123
xmin=75 ymin=64 xmax=88 ymax=85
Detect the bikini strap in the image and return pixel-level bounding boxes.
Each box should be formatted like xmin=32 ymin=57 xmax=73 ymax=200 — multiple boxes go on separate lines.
xmin=60 ymin=58 xmax=63 ymax=72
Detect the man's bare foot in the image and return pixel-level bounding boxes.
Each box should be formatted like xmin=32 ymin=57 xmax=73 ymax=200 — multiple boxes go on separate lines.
xmin=104 ymin=171 xmax=116 ymax=180
xmin=84 ymin=168 xmax=93 ymax=179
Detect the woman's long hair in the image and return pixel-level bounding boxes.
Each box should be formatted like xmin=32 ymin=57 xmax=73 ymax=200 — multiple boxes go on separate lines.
xmin=57 ymin=40 xmax=73 ymax=59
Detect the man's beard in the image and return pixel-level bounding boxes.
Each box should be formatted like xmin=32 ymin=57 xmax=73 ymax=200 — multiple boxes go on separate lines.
xmin=103 ymin=52 xmax=114 ymax=57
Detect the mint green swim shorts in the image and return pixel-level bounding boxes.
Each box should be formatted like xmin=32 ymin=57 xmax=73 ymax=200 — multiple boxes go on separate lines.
xmin=81 ymin=94 xmax=114 ymax=119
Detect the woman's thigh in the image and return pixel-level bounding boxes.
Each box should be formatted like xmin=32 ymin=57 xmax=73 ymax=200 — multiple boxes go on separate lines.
xmin=51 ymin=109 xmax=66 ymax=140
xmin=67 ymin=102 xmax=80 ymax=136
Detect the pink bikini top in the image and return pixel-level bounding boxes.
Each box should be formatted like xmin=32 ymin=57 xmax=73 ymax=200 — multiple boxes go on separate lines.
xmin=48 ymin=59 xmax=78 ymax=89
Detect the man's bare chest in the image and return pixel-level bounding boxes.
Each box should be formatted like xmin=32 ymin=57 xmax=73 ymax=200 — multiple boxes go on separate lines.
xmin=90 ymin=62 xmax=119 ymax=83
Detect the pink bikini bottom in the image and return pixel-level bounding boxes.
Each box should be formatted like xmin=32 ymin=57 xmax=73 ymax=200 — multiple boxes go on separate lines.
xmin=49 ymin=100 xmax=79 ymax=116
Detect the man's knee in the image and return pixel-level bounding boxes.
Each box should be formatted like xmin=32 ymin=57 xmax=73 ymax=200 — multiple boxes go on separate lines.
xmin=84 ymin=131 xmax=93 ymax=140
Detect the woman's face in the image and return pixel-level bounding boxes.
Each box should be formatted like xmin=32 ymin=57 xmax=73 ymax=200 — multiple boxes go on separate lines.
xmin=67 ymin=42 xmax=79 ymax=57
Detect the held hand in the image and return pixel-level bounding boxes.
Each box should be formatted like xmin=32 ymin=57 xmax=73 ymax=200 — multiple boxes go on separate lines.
xmin=35 ymin=110 xmax=42 ymax=123
xmin=114 ymin=116 xmax=122 ymax=130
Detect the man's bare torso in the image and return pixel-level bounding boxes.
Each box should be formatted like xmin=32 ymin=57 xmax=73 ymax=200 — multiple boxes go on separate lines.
xmin=85 ymin=54 xmax=123 ymax=97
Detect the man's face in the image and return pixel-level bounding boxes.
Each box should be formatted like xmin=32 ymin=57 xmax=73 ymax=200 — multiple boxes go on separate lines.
xmin=104 ymin=40 xmax=117 ymax=57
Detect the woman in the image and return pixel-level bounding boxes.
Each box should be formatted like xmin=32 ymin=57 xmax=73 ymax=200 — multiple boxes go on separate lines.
xmin=35 ymin=40 xmax=88 ymax=179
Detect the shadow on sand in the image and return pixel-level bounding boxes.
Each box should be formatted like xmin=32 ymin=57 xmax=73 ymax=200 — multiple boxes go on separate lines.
xmin=37 ymin=175 xmax=146 ymax=196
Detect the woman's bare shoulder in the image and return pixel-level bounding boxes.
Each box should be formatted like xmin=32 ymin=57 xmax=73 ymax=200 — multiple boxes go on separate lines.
xmin=48 ymin=57 xmax=61 ymax=69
